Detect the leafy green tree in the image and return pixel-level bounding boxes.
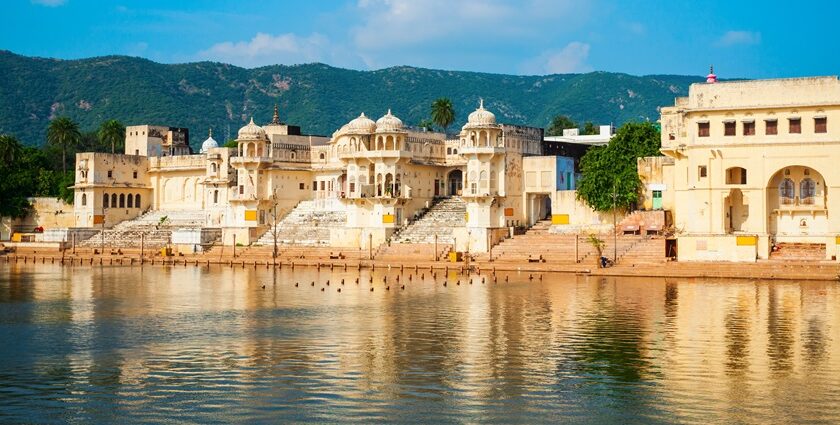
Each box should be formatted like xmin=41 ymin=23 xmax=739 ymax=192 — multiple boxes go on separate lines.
xmin=546 ymin=115 xmax=577 ymax=136
xmin=0 ymin=134 xmax=22 ymax=163
xmin=0 ymin=135 xmax=34 ymax=218
xmin=576 ymin=122 xmax=661 ymax=212
xmin=418 ymin=118 xmax=435 ymax=131
xmin=431 ymin=98 xmax=455 ymax=134
xmin=582 ymin=121 xmax=599 ymax=135
xmin=98 ymin=119 xmax=125 ymax=154
xmin=223 ymin=139 xmax=238 ymax=148
xmin=47 ymin=117 xmax=81 ymax=174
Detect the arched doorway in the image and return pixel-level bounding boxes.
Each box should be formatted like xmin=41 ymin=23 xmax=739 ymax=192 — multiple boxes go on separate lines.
xmin=724 ymin=188 xmax=748 ymax=233
xmin=766 ymin=165 xmax=827 ymax=238
xmin=447 ymin=170 xmax=463 ymax=196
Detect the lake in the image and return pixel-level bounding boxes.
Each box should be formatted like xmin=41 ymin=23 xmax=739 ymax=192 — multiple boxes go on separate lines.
xmin=1 ymin=263 xmax=839 ymax=424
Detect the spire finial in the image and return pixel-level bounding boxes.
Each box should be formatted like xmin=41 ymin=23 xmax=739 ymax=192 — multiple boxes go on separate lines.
xmin=387 ymin=108 xmax=392 ymax=115
xmin=249 ymin=116 xmax=255 ymax=124
xmin=479 ymin=97 xmax=484 ymax=109
xmin=706 ymin=65 xmax=717 ymax=84
xmin=209 ymin=127 xmax=212 ymax=137
xmin=271 ymin=104 xmax=281 ymax=125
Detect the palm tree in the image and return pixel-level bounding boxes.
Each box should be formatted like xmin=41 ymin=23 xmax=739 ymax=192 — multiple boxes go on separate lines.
xmin=47 ymin=117 xmax=81 ymax=174
xmin=431 ymin=97 xmax=455 ymax=135
xmin=98 ymin=119 xmax=125 ymax=154
xmin=0 ymin=134 xmax=22 ymax=164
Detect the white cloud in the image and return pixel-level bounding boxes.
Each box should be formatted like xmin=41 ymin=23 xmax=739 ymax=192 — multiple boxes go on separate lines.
xmin=197 ymin=32 xmax=334 ymax=68
xmin=194 ymin=0 xmax=589 ymax=72
xmin=31 ymin=0 xmax=66 ymax=6
xmin=520 ymin=42 xmax=593 ymax=74
xmin=716 ymin=30 xmax=761 ymax=47
xmin=351 ymin=0 xmax=582 ymax=52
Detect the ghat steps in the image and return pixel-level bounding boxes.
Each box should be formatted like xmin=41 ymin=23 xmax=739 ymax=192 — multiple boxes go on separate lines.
xmin=79 ymin=210 xmax=209 ymax=249
xmin=377 ymin=243 xmax=452 ymax=262
xmin=481 ymin=219 xmax=664 ymax=264
xmin=392 ymin=197 xmax=466 ymax=244
xmin=255 ymin=200 xmax=347 ymax=246
xmin=767 ymin=242 xmax=827 ymax=262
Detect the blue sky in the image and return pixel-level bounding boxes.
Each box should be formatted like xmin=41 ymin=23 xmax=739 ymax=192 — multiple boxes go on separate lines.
xmin=4 ymin=0 xmax=839 ymax=78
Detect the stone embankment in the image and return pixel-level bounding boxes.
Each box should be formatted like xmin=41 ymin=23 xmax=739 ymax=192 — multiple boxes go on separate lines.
xmin=3 ymin=244 xmax=840 ymax=281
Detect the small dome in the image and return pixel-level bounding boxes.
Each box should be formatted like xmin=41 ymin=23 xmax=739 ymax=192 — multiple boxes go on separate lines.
xmin=237 ymin=117 xmax=266 ymax=141
xmin=345 ymin=113 xmax=376 ymax=134
xmin=375 ymin=109 xmax=404 ymax=133
xmin=200 ymin=128 xmax=218 ymax=153
xmin=466 ymin=98 xmax=496 ymax=127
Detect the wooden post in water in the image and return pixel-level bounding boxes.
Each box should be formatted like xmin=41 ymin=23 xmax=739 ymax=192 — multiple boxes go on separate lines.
xmin=434 ymin=234 xmax=438 ymax=261
xmin=488 ymin=232 xmax=492 ymax=262
xmin=575 ymin=234 xmax=579 ymax=263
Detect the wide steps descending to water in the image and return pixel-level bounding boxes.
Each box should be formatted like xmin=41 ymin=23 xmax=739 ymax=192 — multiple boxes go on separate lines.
xmin=481 ymin=220 xmax=663 ymax=264
xmin=255 ymin=200 xmax=347 ymax=246
xmin=767 ymin=242 xmax=827 ymax=262
xmin=234 ymin=245 xmax=364 ymax=261
xmin=393 ymin=197 xmax=466 ymax=244
xmin=377 ymin=243 xmax=452 ymax=261
xmin=79 ymin=210 xmax=209 ymax=249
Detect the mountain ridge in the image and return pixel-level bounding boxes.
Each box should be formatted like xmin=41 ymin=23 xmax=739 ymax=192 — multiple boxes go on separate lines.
xmin=0 ymin=50 xmax=704 ymax=148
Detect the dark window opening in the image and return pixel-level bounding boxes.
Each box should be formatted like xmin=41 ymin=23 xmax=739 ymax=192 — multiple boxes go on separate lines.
xmin=789 ymin=118 xmax=801 ymax=134
xmin=765 ymin=120 xmax=778 ymax=135
xmin=698 ymin=122 xmax=710 ymax=137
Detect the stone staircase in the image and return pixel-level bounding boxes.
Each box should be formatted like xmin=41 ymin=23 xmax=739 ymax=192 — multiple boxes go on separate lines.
xmin=254 ymin=200 xmax=347 ymax=246
xmin=377 ymin=243 xmax=452 ymax=262
xmin=79 ymin=210 xmax=209 ymax=249
xmin=615 ymin=237 xmax=666 ymax=265
xmin=767 ymin=242 xmax=827 ymax=262
xmin=392 ymin=197 xmax=466 ymax=244
xmin=479 ymin=218 xmax=661 ymax=265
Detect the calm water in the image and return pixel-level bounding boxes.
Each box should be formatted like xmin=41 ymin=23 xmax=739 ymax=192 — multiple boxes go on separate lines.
xmin=0 ymin=263 xmax=839 ymax=424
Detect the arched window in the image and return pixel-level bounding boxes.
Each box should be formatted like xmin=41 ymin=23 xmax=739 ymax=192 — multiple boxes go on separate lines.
xmin=319 ymin=152 xmax=325 ymax=160
xmin=81 ymin=193 xmax=87 ymax=206
xmin=103 ymin=193 xmax=109 ymax=208
xmin=800 ymin=178 xmax=816 ymax=204
xmin=725 ymin=167 xmax=747 ymax=185
xmin=111 ymin=193 xmax=117 ymax=208
xmin=211 ymin=163 xmax=217 ymax=173
xmin=779 ymin=178 xmax=794 ymax=204
xmin=135 ymin=194 xmax=141 ymax=208
xmin=127 ymin=194 xmax=133 ymax=208
xmin=119 ymin=194 xmax=125 ymax=208
xmin=213 ymin=190 xmax=219 ymax=204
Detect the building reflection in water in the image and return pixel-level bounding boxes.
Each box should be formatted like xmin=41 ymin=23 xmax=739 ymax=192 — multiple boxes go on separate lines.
xmin=1 ymin=263 xmax=840 ymax=423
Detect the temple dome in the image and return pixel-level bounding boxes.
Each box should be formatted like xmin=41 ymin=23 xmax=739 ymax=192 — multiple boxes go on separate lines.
xmin=375 ymin=109 xmax=404 ymax=133
xmin=466 ymin=98 xmax=496 ymax=127
xmin=200 ymin=129 xmax=218 ymax=153
xmin=237 ymin=117 xmax=266 ymax=141
xmin=345 ymin=112 xmax=376 ymax=134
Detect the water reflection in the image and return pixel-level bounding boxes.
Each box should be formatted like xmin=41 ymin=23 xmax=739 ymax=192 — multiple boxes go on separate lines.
xmin=1 ymin=264 xmax=840 ymax=424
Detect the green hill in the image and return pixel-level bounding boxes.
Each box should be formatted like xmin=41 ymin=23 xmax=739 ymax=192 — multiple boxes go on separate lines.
xmin=0 ymin=50 xmax=702 ymax=149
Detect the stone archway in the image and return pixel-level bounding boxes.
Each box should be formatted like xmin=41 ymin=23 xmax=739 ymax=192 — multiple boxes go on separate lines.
xmin=447 ymin=169 xmax=463 ymax=196
xmin=724 ymin=188 xmax=748 ymax=233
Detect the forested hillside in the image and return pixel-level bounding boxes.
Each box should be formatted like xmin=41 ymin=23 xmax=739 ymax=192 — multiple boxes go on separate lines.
xmin=0 ymin=50 xmax=702 ymax=149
